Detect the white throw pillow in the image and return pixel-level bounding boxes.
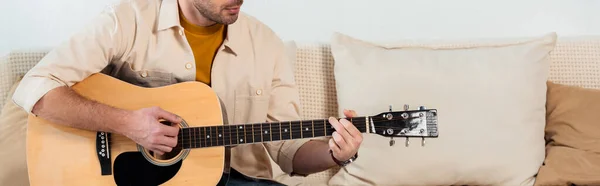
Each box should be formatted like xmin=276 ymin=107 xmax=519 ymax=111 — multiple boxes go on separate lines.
xmin=329 ymin=32 xmax=557 ymax=186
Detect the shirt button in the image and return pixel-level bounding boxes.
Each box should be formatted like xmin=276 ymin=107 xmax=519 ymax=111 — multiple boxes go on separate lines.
xmin=185 ymin=63 xmax=193 ymax=69
xmin=140 ymin=71 xmax=148 ymax=78
xmin=256 ymin=89 xmax=262 ymax=95
xmin=179 ymin=29 xmax=184 ymax=36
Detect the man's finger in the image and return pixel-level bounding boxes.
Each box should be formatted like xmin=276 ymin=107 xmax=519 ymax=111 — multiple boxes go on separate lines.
xmin=339 ymin=118 xmax=362 ymax=138
xmin=151 ymin=148 xmax=165 ymax=155
xmin=329 ymin=139 xmax=341 ymax=154
xmin=155 ymin=145 xmax=172 ymax=154
xmin=160 ymin=122 xmax=180 ymax=137
xmin=329 ymin=117 xmax=354 ymax=142
xmin=158 ymin=135 xmax=178 ymax=147
xmin=343 ymin=109 xmax=357 ymax=117
xmin=154 ymin=107 xmax=182 ymax=124
xmin=332 ymin=131 xmax=349 ymax=150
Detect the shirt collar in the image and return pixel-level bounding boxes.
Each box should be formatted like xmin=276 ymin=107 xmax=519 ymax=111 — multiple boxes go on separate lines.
xmin=156 ymin=0 xmax=243 ymax=55
xmin=156 ymin=0 xmax=180 ymax=31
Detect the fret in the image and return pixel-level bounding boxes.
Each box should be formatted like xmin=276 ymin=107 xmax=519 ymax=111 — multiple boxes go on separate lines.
xmin=190 ymin=128 xmax=194 ymax=148
xmin=324 ymin=119 xmax=328 ymax=137
xmin=209 ymin=126 xmax=216 ymax=147
xmin=190 ymin=128 xmax=199 ymax=148
xmin=281 ymin=121 xmax=291 ymax=140
xmin=219 ymin=126 xmax=225 ymax=146
xmin=203 ymin=127 xmax=209 ymax=147
xmin=261 ymin=123 xmax=271 ymax=142
xmin=230 ymin=125 xmax=238 ymax=145
xmin=200 ymin=127 xmax=205 ymax=147
xmin=245 ymin=124 xmax=254 ymax=144
xmin=355 ymin=117 xmax=367 ymax=133
xmin=312 ymin=120 xmax=315 ymax=137
xmin=270 ymin=123 xmax=273 ymax=141
xmin=252 ymin=123 xmax=262 ymax=143
xmin=203 ymin=127 xmax=208 ymax=147
xmin=251 ymin=123 xmax=256 ymax=143
xmin=189 ymin=127 xmax=194 ymax=148
xmin=212 ymin=126 xmax=220 ymax=146
xmin=301 ymin=120 xmax=313 ymax=138
xmin=222 ymin=125 xmax=230 ymax=146
xmin=300 ymin=121 xmax=303 ymax=138
xmin=217 ymin=127 xmax=223 ymax=146
xmin=272 ymin=122 xmax=281 ymax=141
xmin=291 ymin=121 xmax=301 ymax=139
xmin=237 ymin=125 xmax=245 ymax=144
xmin=324 ymin=119 xmax=332 ymax=136
xmin=179 ymin=129 xmax=185 ymax=149
xmin=189 ymin=128 xmax=193 ymax=148
xmin=314 ymin=119 xmax=325 ymax=137
xmin=185 ymin=127 xmax=189 ymax=148
xmin=181 ymin=130 xmax=192 ymax=148
xmin=188 ymin=127 xmax=193 ymax=148
xmin=184 ymin=128 xmax=189 ymax=148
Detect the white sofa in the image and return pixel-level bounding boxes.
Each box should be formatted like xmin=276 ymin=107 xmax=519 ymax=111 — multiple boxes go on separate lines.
xmin=1 ymin=34 xmax=599 ymax=186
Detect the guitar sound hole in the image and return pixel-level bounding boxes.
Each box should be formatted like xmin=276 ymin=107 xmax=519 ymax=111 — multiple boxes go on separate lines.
xmin=114 ymin=152 xmax=182 ymax=185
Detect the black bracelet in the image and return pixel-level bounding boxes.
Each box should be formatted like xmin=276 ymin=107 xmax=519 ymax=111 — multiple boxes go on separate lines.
xmin=329 ymin=150 xmax=358 ymax=167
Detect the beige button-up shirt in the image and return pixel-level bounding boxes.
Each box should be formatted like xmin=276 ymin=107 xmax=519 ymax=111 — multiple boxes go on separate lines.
xmin=12 ymin=0 xmax=308 ymax=180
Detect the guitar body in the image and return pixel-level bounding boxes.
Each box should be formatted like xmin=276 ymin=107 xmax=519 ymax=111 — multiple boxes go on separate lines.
xmin=26 ymin=73 xmax=226 ymax=186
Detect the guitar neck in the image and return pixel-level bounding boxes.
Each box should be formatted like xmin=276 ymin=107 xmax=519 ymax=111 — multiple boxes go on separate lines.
xmin=177 ymin=117 xmax=370 ymax=149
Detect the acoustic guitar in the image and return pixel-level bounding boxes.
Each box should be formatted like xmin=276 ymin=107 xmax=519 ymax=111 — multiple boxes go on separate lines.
xmin=26 ymin=73 xmax=438 ymax=186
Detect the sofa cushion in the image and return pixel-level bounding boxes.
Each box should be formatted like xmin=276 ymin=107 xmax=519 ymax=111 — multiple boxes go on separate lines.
xmin=534 ymin=81 xmax=600 ymax=186
xmin=0 ymin=77 xmax=29 ymax=186
xmin=329 ymin=32 xmax=556 ymax=185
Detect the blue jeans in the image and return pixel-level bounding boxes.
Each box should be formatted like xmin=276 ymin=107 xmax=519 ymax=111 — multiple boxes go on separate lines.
xmin=217 ymin=168 xmax=286 ymax=186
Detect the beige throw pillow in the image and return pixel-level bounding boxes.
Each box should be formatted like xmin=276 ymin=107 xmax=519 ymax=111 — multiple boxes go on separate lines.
xmin=0 ymin=77 xmax=29 ymax=186
xmin=329 ymin=32 xmax=557 ymax=185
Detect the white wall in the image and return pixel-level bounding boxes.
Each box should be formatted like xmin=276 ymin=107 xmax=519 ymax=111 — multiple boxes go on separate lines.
xmin=1 ymin=0 xmax=600 ymax=56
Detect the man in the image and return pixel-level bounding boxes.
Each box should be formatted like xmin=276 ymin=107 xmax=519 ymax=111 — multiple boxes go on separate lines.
xmin=12 ymin=0 xmax=363 ymax=185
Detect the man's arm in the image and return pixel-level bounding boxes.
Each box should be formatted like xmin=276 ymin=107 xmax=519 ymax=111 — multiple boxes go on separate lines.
xmin=32 ymin=86 xmax=131 ymax=133
xmin=262 ymin=38 xmax=363 ymax=176
xmin=12 ymin=6 xmax=181 ymax=155
xmin=31 ymin=86 xmax=181 ymax=155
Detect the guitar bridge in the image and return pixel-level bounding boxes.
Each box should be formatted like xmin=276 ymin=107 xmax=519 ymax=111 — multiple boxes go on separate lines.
xmin=96 ymin=132 xmax=112 ymax=175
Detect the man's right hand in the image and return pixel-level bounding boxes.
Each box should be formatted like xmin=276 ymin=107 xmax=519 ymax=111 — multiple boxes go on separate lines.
xmin=121 ymin=106 xmax=182 ymax=155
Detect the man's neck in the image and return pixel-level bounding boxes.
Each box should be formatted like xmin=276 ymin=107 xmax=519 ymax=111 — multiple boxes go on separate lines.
xmin=178 ymin=0 xmax=216 ymax=27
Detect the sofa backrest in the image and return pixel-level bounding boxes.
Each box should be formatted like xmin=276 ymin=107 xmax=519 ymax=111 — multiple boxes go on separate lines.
xmin=292 ymin=37 xmax=600 ymax=119
xmin=1 ymin=36 xmax=599 ymax=114
xmin=0 ymin=49 xmax=50 ymax=110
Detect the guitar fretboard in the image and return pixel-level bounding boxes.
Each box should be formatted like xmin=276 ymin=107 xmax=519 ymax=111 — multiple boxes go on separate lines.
xmin=177 ymin=117 xmax=368 ymax=149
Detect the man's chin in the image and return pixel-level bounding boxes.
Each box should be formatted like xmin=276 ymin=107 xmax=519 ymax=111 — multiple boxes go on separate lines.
xmin=221 ymin=15 xmax=239 ymax=25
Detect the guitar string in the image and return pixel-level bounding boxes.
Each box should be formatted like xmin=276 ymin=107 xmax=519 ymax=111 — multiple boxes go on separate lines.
xmin=104 ymin=126 xmax=430 ymax=148
xmin=104 ymin=116 xmax=432 ymax=143
xmin=103 ymin=127 xmax=427 ymax=149
xmin=104 ymin=117 xmax=435 ymax=146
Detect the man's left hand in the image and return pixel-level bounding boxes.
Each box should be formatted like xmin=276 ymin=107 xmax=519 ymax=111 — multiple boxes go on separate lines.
xmin=328 ymin=109 xmax=363 ymax=163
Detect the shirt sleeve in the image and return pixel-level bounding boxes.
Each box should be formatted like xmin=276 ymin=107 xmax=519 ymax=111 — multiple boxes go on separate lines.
xmin=261 ymin=36 xmax=330 ymax=176
xmin=12 ymin=5 xmax=127 ymax=114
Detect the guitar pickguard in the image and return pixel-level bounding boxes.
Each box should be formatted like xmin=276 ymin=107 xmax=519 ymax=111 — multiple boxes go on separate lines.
xmin=113 ymin=152 xmax=182 ymax=185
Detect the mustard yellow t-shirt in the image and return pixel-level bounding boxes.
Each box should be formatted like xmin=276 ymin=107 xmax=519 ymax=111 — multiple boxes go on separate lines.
xmin=179 ymin=11 xmax=226 ymax=85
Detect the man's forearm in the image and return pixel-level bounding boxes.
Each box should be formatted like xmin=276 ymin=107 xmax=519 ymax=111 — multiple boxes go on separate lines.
xmin=31 ymin=86 xmax=131 ymax=134
xmin=291 ymin=140 xmax=338 ymax=175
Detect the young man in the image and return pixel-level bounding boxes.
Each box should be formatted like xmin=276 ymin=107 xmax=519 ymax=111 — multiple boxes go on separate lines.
xmin=12 ymin=0 xmax=363 ymax=185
